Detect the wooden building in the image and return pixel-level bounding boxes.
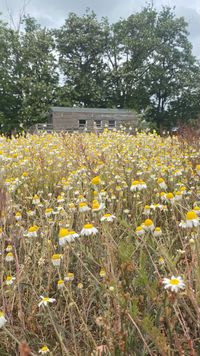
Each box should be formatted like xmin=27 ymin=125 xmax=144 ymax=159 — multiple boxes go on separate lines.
xmin=49 ymin=107 xmax=138 ymax=132
xmin=35 ymin=107 xmax=139 ymax=133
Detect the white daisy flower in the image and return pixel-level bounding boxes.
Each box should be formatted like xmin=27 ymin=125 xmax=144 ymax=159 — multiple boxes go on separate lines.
xmin=153 ymin=227 xmax=162 ymax=237
xmin=5 ymin=252 xmax=14 ymax=262
xmin=179 ymin=211 xmax=199 ymax=228
xmin=39 ymin=345 xmax=50 ymax=354
xmin=57 ymin=279 xmax=64 ymax=289
xmin=100 ymin=214 xmax=116 ymax=222
xmin=38 ymin=296 xmax=56 ymax=307
xmin=0 ymin=311 xmax=7 ymax=328
xmin=64 ymin=273 xmax=74 ymax=281
xmin=143 ymin=219 xmax=155 ymax=231
xmin=80 ymin=224 xmax=98 ymax=236
xmin=51 ymin=254 xmax=62 ymax=267
xmin=135 ymin=226 xmax=145 ymax=236
xmin=157 ymin=178 xmax=167 ymax=190
xmin=5 ymin=276 xmax=16 ymax=285
xmin=65 ymin=230 xmax=79 ymax=242
xmin=162 ymin=276 xmax=185 ymax=293
xmin=79 ymin=202 xmax=91 ymax=212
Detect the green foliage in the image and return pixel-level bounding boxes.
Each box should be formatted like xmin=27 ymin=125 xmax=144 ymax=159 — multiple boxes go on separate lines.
xmin=1 ymin=6 xmax=200 ymax=133
xmin=118 ymin=240 xmax=134 ymax=263
xmin=0 ymin=16 xmax=58 ymax=134
xmin=141 ymin=316 xmax=169 ymax=354
xmin=55 ymin=6 xmax=200 ymax=128
xmin=55 ymin=11 xmax=109 ymax=107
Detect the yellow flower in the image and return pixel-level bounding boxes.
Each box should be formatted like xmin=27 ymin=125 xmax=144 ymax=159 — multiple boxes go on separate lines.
xmin=163 ymin=276 xmax=185 ymax=293
xmin=6 ymin=245 xmax=12 ymax=252
xmin=91 ymin=176 xmax=101 ymax=185
xmin=65 ymin=273 xmax=74 ymax=281
xmin=57 ymin=279 xmax=64 ymax=289
xmin=51 ymin=254 xmax=62 ymax=267
xmin=77 ymin=283 xmax=83 ymax=289
xmin=153 ymin=227 xmax=162 ymax=236
xmin=0 ymin=311 xmax=7 ymax=328
xmin=39 ymin=345 xmax=50 ymax=354
xmin=80 ymin=224 xmax=98 ymax=236
xmin=38 ymin=296 xmax=56 ymax=307
xmin=15 ymin=212 xmax=22 ymax=221
xmin=58 ymin=228 xmax=68 ymax=238
xmin=135 ymin=226 xmax=145 ymax=236
xmin=165 ymin=192 xmax=175 ymax=203
xmin=5 ymin=252 xmax=14 ymax=262
xmin=28 ymin=225 xmax=39 ymax=237
xmin=5 ymin=275 xmax=16 ymax=285
xmin=143 ymin=219 xmax=154 ymax=231
xmin=99 ymin=269 xmax=106 ymax=277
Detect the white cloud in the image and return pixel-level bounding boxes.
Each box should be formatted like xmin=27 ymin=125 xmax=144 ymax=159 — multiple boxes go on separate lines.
xmin=0 ymin=0 xmax=200 ymax=57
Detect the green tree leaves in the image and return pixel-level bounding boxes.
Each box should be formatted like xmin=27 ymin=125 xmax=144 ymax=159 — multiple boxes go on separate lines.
xmin=0 ymin=16 xmax=58 ymax=134
xmin=0 ymin=6 xmax=200 ymax=133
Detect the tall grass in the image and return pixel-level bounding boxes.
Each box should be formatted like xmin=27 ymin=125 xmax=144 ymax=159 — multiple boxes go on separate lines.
xmin=0 ymin=130 xmax=200 ymax=355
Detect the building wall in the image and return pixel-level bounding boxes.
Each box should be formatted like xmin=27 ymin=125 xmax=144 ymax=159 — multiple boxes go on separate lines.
xmin=51 ymin=111 xmax=138 ymax=131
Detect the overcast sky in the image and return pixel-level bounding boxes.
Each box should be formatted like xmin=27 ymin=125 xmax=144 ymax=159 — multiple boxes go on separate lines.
xmin=0 ymin=0 xmax=200 ymax=58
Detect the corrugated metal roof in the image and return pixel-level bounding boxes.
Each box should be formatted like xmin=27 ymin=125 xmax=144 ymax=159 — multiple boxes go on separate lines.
xmin=50 ymin=107 xmax=134 ymax=114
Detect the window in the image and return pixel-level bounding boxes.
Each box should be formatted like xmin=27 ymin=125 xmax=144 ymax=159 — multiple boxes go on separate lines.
xmin=94 ymin=120 xmax=102 ymax=128
xmin=79 ymin=119 xmax=86 ymax=128
xmin=108 ymin=120 xmax=116 ymax=128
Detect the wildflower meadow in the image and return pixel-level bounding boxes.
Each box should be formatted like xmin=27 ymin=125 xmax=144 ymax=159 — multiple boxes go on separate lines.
xmin=0 ymin=129 xmax=200 ymax=355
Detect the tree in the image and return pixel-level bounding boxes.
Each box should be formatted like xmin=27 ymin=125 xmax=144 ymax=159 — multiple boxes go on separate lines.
xmin=0 ymin=18 xmax=20 ymax=133
xmin=140 ymin=7 xmax=200 ymax=128
xmin=55 ymin=10 xmax=109 ymax=107
xmin=105 ymin=6 xmax=158 ymax=109
xmin=0 ymin=16 xmax=58 ymax=134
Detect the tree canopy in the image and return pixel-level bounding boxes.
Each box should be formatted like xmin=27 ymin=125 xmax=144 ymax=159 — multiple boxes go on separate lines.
xmin=0 ymin=6 xmax=200 ymax=133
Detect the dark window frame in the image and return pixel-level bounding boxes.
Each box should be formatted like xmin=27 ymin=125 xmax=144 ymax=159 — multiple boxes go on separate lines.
xmin=108 ymin=120 xmax=116 ymax=128
xmin=94 ymin=119 xmax=102 ymax=128
xmin=79 ymin=119 xmax=87 ymax=128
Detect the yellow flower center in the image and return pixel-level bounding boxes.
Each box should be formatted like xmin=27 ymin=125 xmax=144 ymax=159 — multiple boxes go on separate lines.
xmin=84 ymin=224 xmax=93 ymax=229
xmin=45 ymin=208 xmax=53 ymax=213
xmin=42 ymin=297 xmax=50 ymax=302
xmin=186 ymin=211 xmax=198 ymax=220
xmin=166 ymin=192 xmax=174 ymax=199
xmin=52 ymin=254 xmax=60 ymax=260
xmin=59 ymin=228 xmax=68 ymax=237
xmin=170 ymin=278 xmax=180 ymax=285
xmin=41 ymin=346 xmax=49 ymax=352
xmin=131 ymin=180 xmax=139 ymax=186
xmin=104 ymin=214 xmax=111 ymax=218
xmin=58 ymin=280 xmax=64 ymax=285
xmin=157 ymin=178 xmax=164 ymax=183
xmin=99 ymin=269 xmax=106 ymax=277
xmin=67 ymin=273 xmax=74 ymax=278
xmin=92 ymin=203 xmax=100 ymax=209
xmin=28 ymin=225 xmax=38 ymax=232
xmin=91 ymin=176 xmax=101 ymax=185
xmin=144 ymin=205 xmax=150 ymax=210
xmin=144 ymin=219 xmax=153 ymax=226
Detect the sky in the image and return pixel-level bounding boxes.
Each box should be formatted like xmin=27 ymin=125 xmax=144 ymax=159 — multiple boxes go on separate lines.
xmin=0 ymin=0 xmax=200 ymax=58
